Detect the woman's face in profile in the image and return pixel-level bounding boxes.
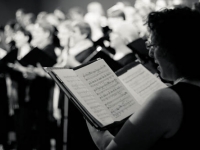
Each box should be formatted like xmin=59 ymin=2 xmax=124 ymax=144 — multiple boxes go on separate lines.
xmin=13 ymin=31 xmax=28 ymax=48
xmin=148 ymin=34 xmax=174 ymax=81
xmin=31 ymin=25 xmax=48 ymax=46
xmin=71 ymin=26 xmax=85 ymax=44
xmin=57 ymin=25 xmax=71 ymax=47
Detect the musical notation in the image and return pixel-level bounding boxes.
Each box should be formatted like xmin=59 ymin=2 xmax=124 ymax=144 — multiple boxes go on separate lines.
xmin=75 ymin=60 xmax=138 ymax=120
xmin=119 ymin=64 xmax=167 ymax=104
xmin=53 ymin=69 xmax=114 ymax=125
xmin=83 ymin=64 xmax=108 ymax=80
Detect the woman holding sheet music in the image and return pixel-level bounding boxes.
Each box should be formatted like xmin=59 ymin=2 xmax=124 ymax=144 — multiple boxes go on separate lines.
xmin=86 ymin=7 xmax=200 ymax=150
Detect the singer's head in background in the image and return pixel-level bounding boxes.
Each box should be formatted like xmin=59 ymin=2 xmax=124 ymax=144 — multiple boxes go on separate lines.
xmin=70 ymin=21 xmax=92 ymax=46
xmin=107 ymin=8 xmax=126 ymax=31
xmin=30 ymin=21 xmax=55 ymax=48
xmin=57 ymin=20 xmax=73 ymax=48
xmin=146 ymin=6 xmax=200 ymax=82
xmin=13 ymin=26 xmax=32 ymax=49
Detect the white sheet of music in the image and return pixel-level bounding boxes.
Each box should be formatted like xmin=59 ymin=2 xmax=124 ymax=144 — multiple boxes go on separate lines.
xmin=52 ymin=69 xmax=114 ymax=126
xmin=0 ymin=48 xmax=7 ymax=59
xmin=75 ymin=59 xmax=140 ymax=121
xmin=118 ymin=64 xmax=167 ymax=105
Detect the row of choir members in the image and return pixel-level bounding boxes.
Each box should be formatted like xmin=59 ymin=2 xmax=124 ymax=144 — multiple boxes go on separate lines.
xmin=0 ymin=21 xmax=152 ymax=150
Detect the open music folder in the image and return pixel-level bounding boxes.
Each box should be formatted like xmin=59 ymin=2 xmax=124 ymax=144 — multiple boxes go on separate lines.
xmin=44 ymin=59 xmax=167 ymax=130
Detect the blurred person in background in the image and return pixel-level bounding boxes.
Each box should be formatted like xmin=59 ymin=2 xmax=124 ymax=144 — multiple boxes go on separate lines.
xmin=134 ymin=0 xmax=155 ymax=38
xmin=45 ymin=13 xmax=60 ymax=28
xmin=154 ymin=0 xmax=168 ymax=10
xmin=87 ymin=1 xmax=107 ymax=27
xmin=66 ymin=21 xmax=95 ymax=68
xmin=87 ymin=1 xmax=105 ymax=16
xmin=4 ymin=21 xmax=19 ymax=52
xmin=109 ymin=21 xmax=139 ymax=66
xmin=107 ymin=6 xmax=126 ymax=31
xmin=30 ymin=21 xmax=59 ymax=59
xmin=84 ymin=12 xmax=104 ymax=42
xmin=108 ymin=19 xmax=156 ymax=74
xmin=35 ymin=11 xmax=48 ymax=24
xmin=13 ymin=27 xmax=32 ymax=60
xmin=0 ymin=26 xmax=10 ymax=52
xmin=55 ymin=20 xmax=72 ymax=67
xmin=134 ymin=0 xmax=155 ymax=16
xmin=67 ymin=6 xmax=85 ymax=21
xmin=113 ymin=3 xmax=146 ymax=38
xmin=15 ymin=9 xmax=26 ymax=27
xmin=16 ymin=21 xmax=59 ymax=150
xmin=2 ymin=26 xmax=35 ymax=150
xmin=97 ymin=6 xmax=126 ymax=54
xmin=54 ymin=8 xmax=66 ymax=23
xmin=22 ymin=13 xmax=36 ymax=27
xmin=85 ymin=1 xmax=108 ymax=42
xmin=170 ymin=0 xmax=186 ymax=8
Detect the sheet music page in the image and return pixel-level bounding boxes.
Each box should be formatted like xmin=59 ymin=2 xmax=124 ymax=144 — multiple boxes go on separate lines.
xmin=75 ymin=59 xmax=141 ymax=121
xmin=118 ymin=64 xmax=167 ymax=105
xmin=0 ymin=48 xmax=7 ymax=59
xmin=52 ymin=69 xmax=114 ymax=126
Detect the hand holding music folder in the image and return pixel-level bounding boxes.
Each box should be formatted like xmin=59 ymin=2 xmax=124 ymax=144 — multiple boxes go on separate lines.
xmin=44 ymin=59 xmax=167 ymax=130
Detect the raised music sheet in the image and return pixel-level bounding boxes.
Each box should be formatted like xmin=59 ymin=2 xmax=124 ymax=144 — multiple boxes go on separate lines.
xmin=118 ymin=64 xmax=167 ymax=105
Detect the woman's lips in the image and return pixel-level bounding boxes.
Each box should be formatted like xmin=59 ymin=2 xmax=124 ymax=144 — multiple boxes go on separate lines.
xmin=157 ymin=65 xmax=161 ymax=71
xmin=154 ymin=60 xmax=158 ymax=64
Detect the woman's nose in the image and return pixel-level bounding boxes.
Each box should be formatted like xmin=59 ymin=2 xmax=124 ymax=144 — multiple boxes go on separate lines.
xmin=148 ymin=47 xmax=154 ymax=58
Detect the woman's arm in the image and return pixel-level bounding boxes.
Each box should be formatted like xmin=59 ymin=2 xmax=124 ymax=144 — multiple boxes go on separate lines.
xmin=86 ymin=121 xmax=115 ymax=150
xmin=87 ymin=88 xmax=183 ymax=150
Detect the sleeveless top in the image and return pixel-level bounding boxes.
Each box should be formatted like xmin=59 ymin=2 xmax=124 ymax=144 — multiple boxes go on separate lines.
xmin=151 ymin=82 xmax=200 ymax=150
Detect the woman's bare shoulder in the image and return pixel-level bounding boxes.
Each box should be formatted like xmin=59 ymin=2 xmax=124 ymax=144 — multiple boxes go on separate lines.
xmin=129 ymin=87 xmax=183 ymax=138
xmin=147 ymin=87 xmax=182 ymax=107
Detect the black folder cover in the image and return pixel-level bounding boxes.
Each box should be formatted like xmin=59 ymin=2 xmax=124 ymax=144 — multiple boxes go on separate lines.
xmin=0 ymin=49 xmax=18 ymax=73
xmin=127 ymin=38 xmax=148 ymax=56
xmin=0 ymin=49 xmax=18 ymax=64
xmin=83 ymin=48 xmax=122 ymax=72
xmin=19 ymin=47 xmax=57 ymax=67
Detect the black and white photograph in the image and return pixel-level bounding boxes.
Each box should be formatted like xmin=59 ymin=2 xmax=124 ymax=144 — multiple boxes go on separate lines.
xmin=0 ymin=0 xmax=199 ymax=150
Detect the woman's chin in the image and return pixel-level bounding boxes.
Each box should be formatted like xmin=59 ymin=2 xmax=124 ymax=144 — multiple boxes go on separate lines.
xmin=157 ymin=66 xmax=161 ymax=72
xmin=158 ymin=67 xmax=165 ymax=79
